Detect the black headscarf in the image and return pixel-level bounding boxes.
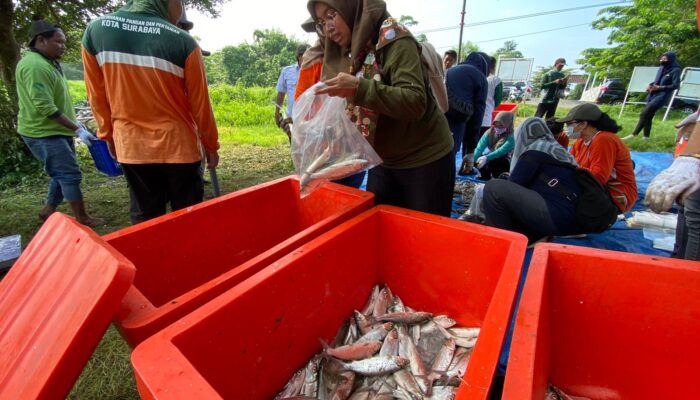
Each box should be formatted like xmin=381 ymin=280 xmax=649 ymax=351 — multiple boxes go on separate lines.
xmin=461 ymin=51 xmax=489 ymax=77
xmin=654 ymin=51 xmax=681 ymax=85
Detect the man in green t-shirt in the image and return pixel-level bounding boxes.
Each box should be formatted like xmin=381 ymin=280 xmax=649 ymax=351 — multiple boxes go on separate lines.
xmin=535 ymin=57 xmax=568 ymax=119
xmin=15 ymin=21 xmax=104 ymax=227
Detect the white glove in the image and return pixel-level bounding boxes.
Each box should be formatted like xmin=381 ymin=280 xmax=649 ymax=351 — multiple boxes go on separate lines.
xmin=75 ymin=126 xmax=97 ymax=147
xmin=645 ymin=156 xmax=700 ymax=212
xmin=476 ymin=155 xmax=488 ymax=169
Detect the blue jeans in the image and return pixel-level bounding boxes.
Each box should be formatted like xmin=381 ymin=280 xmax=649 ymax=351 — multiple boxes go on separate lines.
xmin=21 ymin=135 xmax=83 ymax=205
xmin=333 ymin=170 xmax=367 ymax=189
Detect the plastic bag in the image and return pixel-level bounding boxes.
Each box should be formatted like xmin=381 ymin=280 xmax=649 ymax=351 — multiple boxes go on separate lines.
xmin=291 ymin=82 xmax=382 ymax=196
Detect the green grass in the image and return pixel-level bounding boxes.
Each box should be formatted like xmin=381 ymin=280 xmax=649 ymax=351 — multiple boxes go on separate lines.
xmin=3 ymin=85 xmax=690 ymax=398
xmin=513 ymin=102 xmax=681 ymax=153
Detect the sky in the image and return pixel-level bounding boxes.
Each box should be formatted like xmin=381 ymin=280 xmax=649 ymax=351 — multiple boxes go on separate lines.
xmin=187 ymin=0 xmax=630 ymax=73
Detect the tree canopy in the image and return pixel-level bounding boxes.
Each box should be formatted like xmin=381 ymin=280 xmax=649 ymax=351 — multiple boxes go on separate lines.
xmin=577 ymin=0 xmax=699 ymax=81
xmin=492 ymin=40 xmax=523 ymax=60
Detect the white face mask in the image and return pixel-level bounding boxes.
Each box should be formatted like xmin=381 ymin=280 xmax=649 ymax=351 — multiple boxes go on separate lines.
xmin=567 ymin=123 xmax=581 ymax=139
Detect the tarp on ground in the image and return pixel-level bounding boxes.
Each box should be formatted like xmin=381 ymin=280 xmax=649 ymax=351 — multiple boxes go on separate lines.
xmin=449 ymin=151 xmax=675 ymax=256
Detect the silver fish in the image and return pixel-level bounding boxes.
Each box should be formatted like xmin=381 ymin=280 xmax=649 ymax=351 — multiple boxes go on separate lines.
xmin=426 ymin=386 xmax=457 ymax=400
xmin=302 ymin=357 xmax=321 ymax=397
xmin=357 ymin=322 xmax=393 ymax=343
xmin=416 ymin=321 xmax=450 ymax=367
xmin=309 ymin=159 xmax=368 ymax=181
xmin=276 ymin=368 xmax=306 ymax=399
xmin=397 ymin=326 xmax=430 ymax=395
xmin=392 ymin=295 xmax=406 ymax=313
xmin=392 ymin=368 xmax=424 ymax=400
xmin=432 ymin=315 xmax=457 ymax=329
xmin=379 ymin=329 xmax=399 ymax=357
xmin=360 ymin=285 xmax=381 ymax=316
xmin=337 ymin=356 xmax=409 ymax=376
xmin=321 ymin=338 xmax=382 ymax=361
xmin=447 ymin=327 xmax=480 ymax=338
xmin=428 ymin=338 xmax=456 ymax=389
xmin=377 ymin=311 xmax=433 ymax=325
xmin=354 ymin=310 xmax=376 ymax=335
xmin=344 ymin=321 xmax=360 ymax=346
xmin=329 ymin=371 xmax=355 ymax=400
xmin=373 ymin=287 xmax=393 ymax=317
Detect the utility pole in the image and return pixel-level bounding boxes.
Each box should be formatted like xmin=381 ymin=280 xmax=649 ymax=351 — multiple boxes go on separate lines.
xmin=457 ymin=0 xmax=467 ymax=61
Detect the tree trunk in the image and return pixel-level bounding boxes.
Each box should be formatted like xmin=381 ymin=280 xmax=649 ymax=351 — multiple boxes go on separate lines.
xmin=0 ymin=0 xmax=19 ymax=103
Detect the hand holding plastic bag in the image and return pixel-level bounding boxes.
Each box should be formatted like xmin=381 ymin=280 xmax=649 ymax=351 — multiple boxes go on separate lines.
xmin=291 ymin=83 xmax=382 ymax=196
xmin=644 ymin=156 xmax=700 ymax=212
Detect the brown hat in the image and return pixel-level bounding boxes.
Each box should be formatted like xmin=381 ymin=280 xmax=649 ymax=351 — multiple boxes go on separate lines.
xmin=301 ymin=17 xmax=315 ymax=33
xmin=556 ymin=103 xmax=602 ymax=123
xmin=555 ymin=57 xmax=567 ymax=65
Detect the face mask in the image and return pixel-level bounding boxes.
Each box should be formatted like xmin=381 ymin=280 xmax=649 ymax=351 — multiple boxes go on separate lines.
xmin=494 ymin=127 xmax=506 ymax=135
xmin=660 ymin=60 xmax=670 ymax=66
xmin=567 ymin=124 xmax=581 ymax=139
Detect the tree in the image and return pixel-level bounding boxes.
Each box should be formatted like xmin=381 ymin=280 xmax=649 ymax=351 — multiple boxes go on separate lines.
xmin=492 ymin=40 xmax=523 ymax=60
xmin=577 ymin=0 xmax=699 ymax=81
xmin=0 ymin=0 xmax=228 ymax=183
xmin=211 ymin=29 xmax=304 ymax=87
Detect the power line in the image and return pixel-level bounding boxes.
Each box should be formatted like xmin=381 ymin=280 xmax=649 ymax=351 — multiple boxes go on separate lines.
xmin=434 ymin=23 xmax=592 ymax=50
xmin=415 ymin=1 xmax=631 ymax=34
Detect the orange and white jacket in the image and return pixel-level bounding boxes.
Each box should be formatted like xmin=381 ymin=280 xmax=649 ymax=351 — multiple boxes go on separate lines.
xmin=81 ymin=10 xmax=219 ymax=164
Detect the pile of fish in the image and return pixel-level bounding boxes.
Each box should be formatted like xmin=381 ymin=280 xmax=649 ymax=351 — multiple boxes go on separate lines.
xmin=299 ymin=144 xmax=368 ymax=192
xmin=545 ymin=385 xmax=591 ymax=400
xmin=275 ymin=285 xmax=480 ymax=400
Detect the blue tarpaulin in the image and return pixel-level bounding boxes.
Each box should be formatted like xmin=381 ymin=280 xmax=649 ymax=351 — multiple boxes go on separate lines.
xmin=451 ymin=151 xmax=675 ymax=256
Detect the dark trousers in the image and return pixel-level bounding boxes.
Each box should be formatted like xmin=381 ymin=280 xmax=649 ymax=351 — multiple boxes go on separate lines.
xmin=673 ymin=189 xmax=700 ymax=261
xmin=367 ymin=151 xmax=455 ymax=217
xmin=122 ymin=162 xmax=203 ymax=224
xmin=535 ymin=99 xmax=559 ymax=119
xmin=483 ymin=179 xmax=558 ymax=242
xmin=631 ymin=103 xmax=663 ymax=138
xmin=478 ymin=156 xmax=511 ymax=180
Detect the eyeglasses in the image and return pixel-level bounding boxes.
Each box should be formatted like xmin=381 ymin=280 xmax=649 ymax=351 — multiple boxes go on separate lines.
xmin=315 ymin=9 xmax=338 ymax=36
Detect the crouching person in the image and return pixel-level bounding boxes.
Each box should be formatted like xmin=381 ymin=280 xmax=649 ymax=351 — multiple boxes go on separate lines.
xmin=482 ymin=118 xmax=582 ymax=243
xmin=473 ymin=111 xmax=515 ymax=180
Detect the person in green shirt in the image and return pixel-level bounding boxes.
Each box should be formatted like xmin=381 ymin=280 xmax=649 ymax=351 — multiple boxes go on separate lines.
xmin=16 ymin=21 xmax=104 ymax=227
xmin=535 ymin=57 xmax=568 ymax=119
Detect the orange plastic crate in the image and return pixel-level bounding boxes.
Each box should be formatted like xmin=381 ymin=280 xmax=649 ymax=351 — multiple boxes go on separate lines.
xmin=104 ymin=176 xmax=373 ymax=346
xmin=131 ymin=205 xmax=527 ymax=400
xmin=503 ymin=243 xmax=700 ymax=399
xmin=491 ymin=103 xmax=519 ymax=124
xmin=0 ymin=214 xmax=135 ymax=399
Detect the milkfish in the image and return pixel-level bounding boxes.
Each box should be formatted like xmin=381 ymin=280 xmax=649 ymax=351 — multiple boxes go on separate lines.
xmin=275 ymin=284 xmax=480 ymax=400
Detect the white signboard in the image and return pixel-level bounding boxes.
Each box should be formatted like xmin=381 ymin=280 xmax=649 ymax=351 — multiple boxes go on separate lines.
xmin=677 ymin=68 xmax=700 ymax=99
xmin=496 ymin=58 xmax=534 ymax=83
xmin=627 ymin=66 xmax=660 ymax=93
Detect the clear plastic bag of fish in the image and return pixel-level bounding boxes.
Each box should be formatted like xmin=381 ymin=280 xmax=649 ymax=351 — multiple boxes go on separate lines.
xmin=291 ymin=82 xmax=382 ymax=196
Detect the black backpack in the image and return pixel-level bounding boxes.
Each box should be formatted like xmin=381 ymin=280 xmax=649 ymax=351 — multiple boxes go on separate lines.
xmin=527 ymin=156 xmax=620 ymax=233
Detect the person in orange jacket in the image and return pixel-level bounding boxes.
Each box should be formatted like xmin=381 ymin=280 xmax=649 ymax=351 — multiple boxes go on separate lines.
xmin=557 ymin=103 xmax=637 ymax=214
xmin=81 ymin=0 xmax=219 ymax=224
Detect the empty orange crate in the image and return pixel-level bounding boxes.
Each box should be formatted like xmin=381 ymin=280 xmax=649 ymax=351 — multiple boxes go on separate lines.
xmin=503 ymin=243 xmax=700 ymax=399
xmin=492 ymin=103 xmax=519 ymax=124
xmin=131 ymin=205 xmax=527 ymax=400
xmin=104 ymin=176 xmax=373 ymax=346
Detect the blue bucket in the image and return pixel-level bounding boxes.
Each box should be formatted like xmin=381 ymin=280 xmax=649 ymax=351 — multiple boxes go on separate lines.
xmin=88 ymin=140 xmax=123 ymax=176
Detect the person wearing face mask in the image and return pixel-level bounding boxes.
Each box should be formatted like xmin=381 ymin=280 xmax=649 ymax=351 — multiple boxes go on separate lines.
xmin=309 ymin=0 xmax=455 ymax=217
xmin=482 ymin=118 xmax=583 ymax=243
xmin=557 ymin=103 xmax=637 ymax=213
xmin=82 ymin=0 xmax=220 ymax=224
xmin=623 ymin=52 xmax=682 ymax=141
xmin=473 ymin=111 xmax=515 ymax=180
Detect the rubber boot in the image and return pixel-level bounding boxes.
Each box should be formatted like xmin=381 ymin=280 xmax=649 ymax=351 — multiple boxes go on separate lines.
xmin=458 ymin=153 xmax=474 ymax=176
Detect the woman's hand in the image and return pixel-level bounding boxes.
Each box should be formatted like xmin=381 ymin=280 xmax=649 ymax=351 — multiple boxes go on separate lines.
xmin=316 ymin=73 xmax=360 ymax=98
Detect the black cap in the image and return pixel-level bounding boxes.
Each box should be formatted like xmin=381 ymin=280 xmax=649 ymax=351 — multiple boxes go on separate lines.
xmin=556 ymin=103 xmax=602 ymax=123
xmin=177 ymin=10 xmax=194 ymax=31
xmin=28 ymin=20 xmax=60 ymax=43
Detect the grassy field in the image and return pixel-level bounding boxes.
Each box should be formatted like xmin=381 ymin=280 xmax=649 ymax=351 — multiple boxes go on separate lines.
xmin=0 ymin=85 xmax=687 ymax=398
